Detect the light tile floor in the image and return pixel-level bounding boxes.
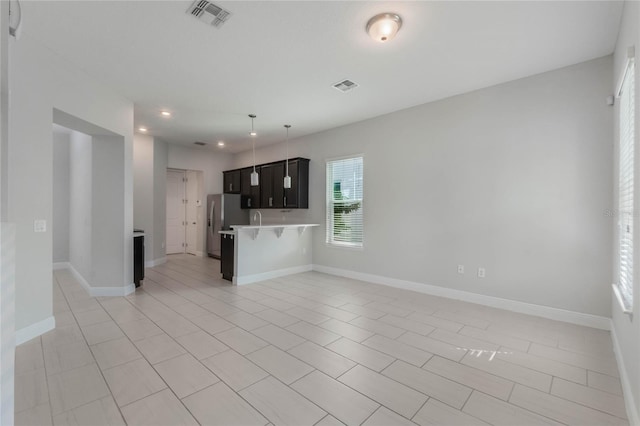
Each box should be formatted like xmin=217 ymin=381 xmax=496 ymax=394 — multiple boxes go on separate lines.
xmin=15 ymin=255 xmax=628 ymax=425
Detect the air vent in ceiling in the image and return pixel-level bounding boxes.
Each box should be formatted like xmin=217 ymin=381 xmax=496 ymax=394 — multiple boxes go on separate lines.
xmin=333 ymin=79 xmax=359 ymax=93
xmin=194 ymin=141 xmax=207 ymax=146
xmin=187 ymin=0 xmax=232 ymax=28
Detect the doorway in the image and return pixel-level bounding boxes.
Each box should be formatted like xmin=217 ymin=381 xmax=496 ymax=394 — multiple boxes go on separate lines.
xmin=166 ymin=169 xmax=203 ymax=255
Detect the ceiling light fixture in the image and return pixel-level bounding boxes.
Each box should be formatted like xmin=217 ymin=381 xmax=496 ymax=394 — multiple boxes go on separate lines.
xmin=366 ymin=13 xmax=402 ymax=42
xmin=284 ymin=125 xmax=292 ymax=189
xmin=217 ymin=141 xmax=225 ymax=147
xmin=161 ymin=111 xmax=171 ymax=117
xmin=138 ymin=127 xmax=148 ymax=132
xmin=249 ymin=114 xmax=259 ymax=186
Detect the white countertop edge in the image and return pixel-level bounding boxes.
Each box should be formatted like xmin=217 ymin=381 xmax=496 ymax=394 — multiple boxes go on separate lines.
xmin=219 ymin=230 xmax=236 ymax=235
xmin=230 ymin=224 xmax=319 ymax=230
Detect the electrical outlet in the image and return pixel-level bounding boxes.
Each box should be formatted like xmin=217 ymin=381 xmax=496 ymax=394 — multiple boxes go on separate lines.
xmin=457 ymin=265 xmax=464 ymax=274
xmin=478 ymin=267 xmax=486 ymax=278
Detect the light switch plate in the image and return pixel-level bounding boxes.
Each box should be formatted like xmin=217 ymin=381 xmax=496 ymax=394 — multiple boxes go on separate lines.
xmin=34 ymin=219 xmax=47 ymax=233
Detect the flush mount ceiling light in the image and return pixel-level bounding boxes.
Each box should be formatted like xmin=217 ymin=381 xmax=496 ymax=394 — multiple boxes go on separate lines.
xmin=138 ymin=127 xmax=148 ymax=132
xmin=249 ymin=114 xmax=259 ymax=186
xmin=161 ymin=111 xmax=172 ymax=117
xmin=217 ymin=141 xmax=225 ymax=147
xmin=366 ymin=13 xmax=402 ymax=42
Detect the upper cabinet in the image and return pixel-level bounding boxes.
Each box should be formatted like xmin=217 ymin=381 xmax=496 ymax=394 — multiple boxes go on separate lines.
xmin=284 ymin=158 xmax=309 ymax=209
xmin=223 ymin=169 xmax=241 ymax=194
xmin=223 ymin=158 xmax=310 ymax=209
xmin=240 ymin=167 xmax=260 ymax=208
xmin=261 ymin=162 xmax=285 ymax=209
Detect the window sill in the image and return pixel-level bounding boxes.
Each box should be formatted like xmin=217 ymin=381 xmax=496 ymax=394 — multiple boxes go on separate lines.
xmin=612 ymin=283 xmax=633 ymax=318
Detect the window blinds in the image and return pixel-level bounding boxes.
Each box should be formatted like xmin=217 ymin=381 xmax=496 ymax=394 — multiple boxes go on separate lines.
xmin=326 ymin=157 xmax=364 ymax=247
xmin=618 ymin=58 xmax=635 ymax=309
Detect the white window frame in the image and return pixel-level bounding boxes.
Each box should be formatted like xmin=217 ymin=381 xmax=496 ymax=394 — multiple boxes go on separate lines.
xmin=614 ymin=47 xmax=635 ymax=315
xmin=326 ymin=155 xmax=364 ymax=249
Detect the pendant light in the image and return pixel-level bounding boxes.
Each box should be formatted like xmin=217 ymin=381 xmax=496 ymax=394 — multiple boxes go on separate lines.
xmin=283 ymin=124 xmax=292 ymax=189
xmin=249 ymin=114 xmax=259 ymax=186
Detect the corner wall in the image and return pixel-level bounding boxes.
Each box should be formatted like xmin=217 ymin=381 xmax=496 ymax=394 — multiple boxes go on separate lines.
xmin=8 ymin=33 xmax=133 ymax=333
xmin=611 ymin=1 xmax=640 ymax=423
xmin=52 ymin=129 xmax=70 ymax=263
xmin=234 ymin=56 xmax=614 ymax=318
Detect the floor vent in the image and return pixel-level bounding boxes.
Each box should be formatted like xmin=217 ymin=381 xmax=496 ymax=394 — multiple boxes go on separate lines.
xmin=332 ymin=79 xmax=359 ymax=93
xmin=187 ymin=0 xmax=232 ymax=28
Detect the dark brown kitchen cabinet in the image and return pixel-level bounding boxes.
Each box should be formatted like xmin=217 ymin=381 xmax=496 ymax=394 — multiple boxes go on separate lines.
xmin=260 ymin=162 xmax=284 ymax=208
xmin=284 ymin=158 xmax=309 ymax=209
xmin=223 ymin=169 xmax=241 ymax=194
xmin=240 ymin=167 xmax=260 ymax=208
xmin=221 ymin=233 xmax=234 ymax=281
xmin=224 ymin=157 xmax=309 ymax=209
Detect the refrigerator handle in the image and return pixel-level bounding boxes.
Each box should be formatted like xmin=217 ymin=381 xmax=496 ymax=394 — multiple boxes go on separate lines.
xmin=209 ymin=200 xmax=215 ymax=237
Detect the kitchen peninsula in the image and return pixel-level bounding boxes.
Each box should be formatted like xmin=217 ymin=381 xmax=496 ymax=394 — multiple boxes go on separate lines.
xmin=220 ymin=224 xmax=318 ymax=285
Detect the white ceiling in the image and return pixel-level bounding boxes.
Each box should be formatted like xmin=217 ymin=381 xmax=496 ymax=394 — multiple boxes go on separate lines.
xmin=21 ymin=1 xmax=623 ymax=153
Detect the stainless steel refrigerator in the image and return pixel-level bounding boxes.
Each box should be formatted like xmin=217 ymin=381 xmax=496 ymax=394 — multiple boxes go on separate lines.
xmin=206 ymin=193 xmax=249 ymax=259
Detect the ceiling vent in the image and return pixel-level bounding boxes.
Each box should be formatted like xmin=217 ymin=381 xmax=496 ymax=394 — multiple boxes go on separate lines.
xmin=333 ymin=79 xmax=359 ymax=93
xmin=187 ymin=0 xmax=232 ymax=28
xmin=194 ymin=141 xmax=207 ymax=146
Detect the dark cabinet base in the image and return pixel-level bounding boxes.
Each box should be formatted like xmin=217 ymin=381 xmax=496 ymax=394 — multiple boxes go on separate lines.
xmin=134 ymin=234 xmax=144 ymax=287
xmin=221 ymin=233 xmax=234 ymax=282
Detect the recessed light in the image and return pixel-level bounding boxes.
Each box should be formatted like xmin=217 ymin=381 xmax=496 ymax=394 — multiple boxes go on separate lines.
xmin=161 ymin=111 xmax=171 ymax=117
xmin=217 ymin=141 xmax=225 ymax=147
xmin=138 ymin=127 xmax=148 ymax=132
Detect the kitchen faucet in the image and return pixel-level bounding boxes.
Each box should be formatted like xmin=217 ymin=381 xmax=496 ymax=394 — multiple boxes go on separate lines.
xmin=253 ymin=210 xmax=262 ymax=227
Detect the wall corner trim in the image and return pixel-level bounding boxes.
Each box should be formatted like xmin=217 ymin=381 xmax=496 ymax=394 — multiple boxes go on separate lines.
xmin=312 ymin=264 xmax=611 ymax=330
xmin=52 ymin=262 xmax=70 ymax=270
xmin=235 ymin=264 xmax=313 ymax=285
xmin=145 ymin=257 xmax=166 ymax=268
xmin=611 ymin=322 xmax=640 ymax=426
xmin=59 ymin=264 xmax=135 ymax=297
xmin=15 ymin=316 xmax=55 ymax=346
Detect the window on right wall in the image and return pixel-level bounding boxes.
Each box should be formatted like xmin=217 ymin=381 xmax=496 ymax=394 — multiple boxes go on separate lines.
xmin=616 ymin=49 xmax=635 ymax=312
xmin=326 ymin=156 xmax=364 ymax=248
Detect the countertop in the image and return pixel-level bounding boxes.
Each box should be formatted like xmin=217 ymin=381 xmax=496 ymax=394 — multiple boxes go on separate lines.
xmin=230 ymin=224 xmax=319 ymax=230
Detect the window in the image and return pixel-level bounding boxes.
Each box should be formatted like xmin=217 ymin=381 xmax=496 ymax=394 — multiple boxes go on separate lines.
xmin=326 ymin=156 xmax=363 ymax=247
xmin=617 ymin=54 xmax=635 ymax=311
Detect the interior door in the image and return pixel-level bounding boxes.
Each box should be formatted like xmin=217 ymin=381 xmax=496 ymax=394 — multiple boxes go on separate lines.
xmin=185 ymin=170 xmax=198 ymax=255
xmin=166 ymin=170 xmax=186 ymax=254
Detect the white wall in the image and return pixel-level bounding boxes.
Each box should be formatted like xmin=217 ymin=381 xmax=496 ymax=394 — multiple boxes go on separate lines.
xmin=235 ymin=56 xmax=613 ymax=318
xmin=134 ymin=133 xmax=155 ymax=262
xmin=9 ymin=33 xmax=133 ymax=332
xmin=611 ymin=1 xmax=640 ymax=423
xmin=69 ymin=130 xmax=93 ymax=280
xmin=167 ymin=144 xmax=234 ymax=254
xmin=153 ymin=140 xmax=168 ymax=262
xmin=168 ymin=144 xmax=234 ymax=196
xmin=91 ymin=135 xmax=125 ymax=288
xmin=52 ymin=129 xmax=70 ymax=263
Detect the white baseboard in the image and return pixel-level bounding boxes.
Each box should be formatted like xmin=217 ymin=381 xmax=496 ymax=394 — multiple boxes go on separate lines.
xmin=235 ymin=264 xmax=313 ymax=286
xmin=52 ymin=262 xmax=69 ymax=270
xmin=145 ymin=257 xmax=167 ymax=268
xmin=312 ymin=265 xmax=611 ymax=330
xmin=60 ymin=264 xmax=136 ymax=297
xmin=15 ymin=316 xmax=55 ymax=345
xmin=611 ymin=324 xmax=640 ymax=426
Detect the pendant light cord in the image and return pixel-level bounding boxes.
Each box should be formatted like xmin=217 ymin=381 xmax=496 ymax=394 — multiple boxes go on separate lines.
xmin=252 ymin=137 xmax=256 ymax=172
xmin=285 ymin=126 xmax=289 ymax=177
